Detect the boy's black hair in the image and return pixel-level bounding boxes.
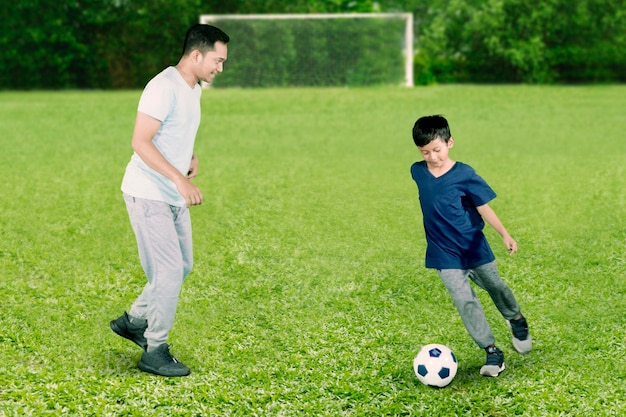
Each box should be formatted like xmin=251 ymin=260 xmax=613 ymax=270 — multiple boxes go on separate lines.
xmin=182 ymin=24 xmax=230 ymax=56
xmin=412 ymin=115 xmax=451 ymax=147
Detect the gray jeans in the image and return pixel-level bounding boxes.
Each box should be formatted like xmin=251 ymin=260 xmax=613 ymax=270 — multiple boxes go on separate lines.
xmin=123 ymin=194 xmax=193 ymax=349
xmin=437 ymin=261 xmax=521 ymax=348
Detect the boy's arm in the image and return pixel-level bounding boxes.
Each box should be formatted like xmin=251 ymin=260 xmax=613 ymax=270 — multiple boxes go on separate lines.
xmin=131 ymin=111 xmax=203 ymax=207
xmin=476 ymin=203 xmax=517 ymax=254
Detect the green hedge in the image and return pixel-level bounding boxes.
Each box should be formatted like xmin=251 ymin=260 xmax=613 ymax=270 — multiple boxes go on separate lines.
xmin=2 ymin=0 xmax=625 ymax=89
xmin=0 ymin=0 xmax=200 ymax=90
xmin=413 ymin=0 xmax=626 ymax=84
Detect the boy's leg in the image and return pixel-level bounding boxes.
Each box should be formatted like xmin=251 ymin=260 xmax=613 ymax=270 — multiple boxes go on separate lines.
xmin=469 ymin=262 xmax=520 ymax=320
xmin=470 ymin=262 xmax=532 ymax=354
xmin=437 ymin=269 xmax=495 ymax=349
xmin=123 ymin=195 xmax=188 ymax=350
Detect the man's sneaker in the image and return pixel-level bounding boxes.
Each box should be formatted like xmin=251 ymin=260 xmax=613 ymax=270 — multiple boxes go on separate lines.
xmin=138 ymin=344 xmax=190 ymax=377
xmin=480 ymin=345 xmax=505 ymax=377
xmin=508 ymin=316 xmax=532 ymax=354
xmin=110 ymin=312 xmax=148 ymax=351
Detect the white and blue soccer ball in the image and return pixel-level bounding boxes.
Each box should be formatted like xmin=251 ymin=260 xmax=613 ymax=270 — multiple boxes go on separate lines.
xmin=413 ymin=343 xmax=458 ymax=388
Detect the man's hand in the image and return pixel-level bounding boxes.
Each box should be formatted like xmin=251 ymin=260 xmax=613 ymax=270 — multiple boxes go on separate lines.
xmin=175 ymin=177 xmax=203 ymax=207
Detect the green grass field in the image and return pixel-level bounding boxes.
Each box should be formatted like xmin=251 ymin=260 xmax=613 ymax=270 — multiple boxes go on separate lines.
xmin=1 ymin=85 xmax=624 ymax=416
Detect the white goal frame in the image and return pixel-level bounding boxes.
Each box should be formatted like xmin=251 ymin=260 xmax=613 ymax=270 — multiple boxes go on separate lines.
xmin=200 ymin=13 xmax=414 ymax=87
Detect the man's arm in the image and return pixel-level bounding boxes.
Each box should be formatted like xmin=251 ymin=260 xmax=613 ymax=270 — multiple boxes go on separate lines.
xmin=131 ymin=111 xmax=203 ymax=206
xmin=477 ymin=203 xmax=517 ymax=254
xmin=187 ymin=153 xmax=199 ymax=179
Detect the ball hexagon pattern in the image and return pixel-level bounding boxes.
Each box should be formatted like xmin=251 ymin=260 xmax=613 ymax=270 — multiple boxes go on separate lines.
xmin=413 ymin=343 xmax=458 ymax=388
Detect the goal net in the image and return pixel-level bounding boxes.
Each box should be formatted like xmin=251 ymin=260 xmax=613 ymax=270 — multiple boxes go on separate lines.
xmin=199 ymin=13 xmax=413 ymax=88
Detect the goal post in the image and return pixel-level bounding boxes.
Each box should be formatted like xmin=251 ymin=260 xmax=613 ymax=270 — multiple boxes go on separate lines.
xmin=199 ymin=13 xmax=414 ymax=88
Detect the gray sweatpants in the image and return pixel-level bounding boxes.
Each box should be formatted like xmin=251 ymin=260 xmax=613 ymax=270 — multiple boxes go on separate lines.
xmin=123 ymin=194 xmax=193 ymax=350
xmin=437 ymin=261 xmax=521 ymax=349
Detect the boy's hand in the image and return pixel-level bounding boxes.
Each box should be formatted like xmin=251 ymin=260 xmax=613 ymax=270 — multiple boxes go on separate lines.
xmin=476 ymin=204 xmax=518 ymax=255
xmin=503 ymin=235 xmax=518 ymax=255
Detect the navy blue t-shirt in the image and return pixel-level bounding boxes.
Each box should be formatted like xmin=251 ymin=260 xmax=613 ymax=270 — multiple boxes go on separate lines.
xmin=410 ymin=161 xmax=496 ymax=269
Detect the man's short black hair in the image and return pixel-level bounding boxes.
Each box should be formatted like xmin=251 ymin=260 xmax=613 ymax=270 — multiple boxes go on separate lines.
xmin=182 ymin=24 xmax=230 ymax=55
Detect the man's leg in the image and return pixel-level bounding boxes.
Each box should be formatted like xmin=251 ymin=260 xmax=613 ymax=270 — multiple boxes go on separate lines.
xmin=124 ymin=196 xmax=186 ymax=349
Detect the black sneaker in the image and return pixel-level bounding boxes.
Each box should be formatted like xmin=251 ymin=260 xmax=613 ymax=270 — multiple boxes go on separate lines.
xmin=508 ymin=316 xmax=532 ymax=354
xmin=138 ymin=344 xmax=190 ymax=377
xmin=110 ymin=312 xmax=148 ymax=351
xmin=480 ymin=345 xmax=505 ymax=377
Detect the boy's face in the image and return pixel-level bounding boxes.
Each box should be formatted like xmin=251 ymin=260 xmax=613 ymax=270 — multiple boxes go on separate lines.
xmin=418 ymin=137 xmax=454 ymax=169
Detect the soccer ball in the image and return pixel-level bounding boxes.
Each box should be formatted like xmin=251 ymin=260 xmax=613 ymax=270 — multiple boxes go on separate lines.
xmin=413 ymin=344 xmax=458 ymax=388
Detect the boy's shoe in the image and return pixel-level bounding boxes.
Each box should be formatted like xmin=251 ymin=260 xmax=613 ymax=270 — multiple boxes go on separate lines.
xmin=110 ymin=312 xmax=148 ymax=351
xmin=480 ymin=345 xmax=505 ymax=377
xmin=508 ymin=316 xmax=532 ymax=354
xmin=138 ymin=344 xmax=190 ymax=377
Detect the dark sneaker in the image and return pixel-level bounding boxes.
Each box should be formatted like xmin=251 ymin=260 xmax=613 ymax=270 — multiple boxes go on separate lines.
xmin=110 ymin=312 xmax=148 ymax=351
xmin=508 ymin=316 xmax=532 ymax=354
xmin=480 ymin=345 xmax=505 ymax=377
xmin=138 ymin=344 xmax=190 ymax=377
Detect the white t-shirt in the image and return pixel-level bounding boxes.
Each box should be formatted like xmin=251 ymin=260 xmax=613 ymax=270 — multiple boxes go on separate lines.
xmin=121 ymin=66 xmax=202 ymax=207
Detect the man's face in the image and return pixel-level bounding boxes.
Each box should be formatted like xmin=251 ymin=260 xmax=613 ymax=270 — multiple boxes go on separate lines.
xmin=197 ymin=41 xmax=228 ymax=84
xmin=418 ymin=137 xmax=454 ymax=168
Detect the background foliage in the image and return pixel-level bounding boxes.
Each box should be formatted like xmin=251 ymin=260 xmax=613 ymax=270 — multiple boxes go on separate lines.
xmin=1 ymin=0 xmax=625 ymax=88
xmin=208 ymin=17 xmax=407 ymax=87
xmin=411 ymin=0 xmax=626 ymax=84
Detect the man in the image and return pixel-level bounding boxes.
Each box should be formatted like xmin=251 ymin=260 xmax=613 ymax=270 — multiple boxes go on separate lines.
xmin=110 ymin=24 xmax=229 ymax=377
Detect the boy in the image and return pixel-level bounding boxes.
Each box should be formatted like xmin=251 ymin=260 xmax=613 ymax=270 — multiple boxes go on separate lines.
xmin=110 ymin=24 xmax=229 ymax=377
xmin=410 ymin=115 xmax=531 ymax=377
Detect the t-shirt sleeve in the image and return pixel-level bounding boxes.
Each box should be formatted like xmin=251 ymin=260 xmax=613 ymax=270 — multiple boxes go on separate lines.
xmin=467 ymin=169 xmax=497 ymax=206
xmin=410 ymin=161 xmax=426 ymax=184
xmin=137 ymin=77 xmax=175 ymax=122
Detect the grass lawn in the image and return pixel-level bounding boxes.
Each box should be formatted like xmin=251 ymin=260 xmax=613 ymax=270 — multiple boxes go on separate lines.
xmin=0 ymin=85 xmax=624 ymax=416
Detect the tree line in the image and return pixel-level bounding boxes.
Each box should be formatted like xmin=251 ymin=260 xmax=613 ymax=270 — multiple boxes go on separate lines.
xmin=1 ymin=0 xmax=624 ymax=89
